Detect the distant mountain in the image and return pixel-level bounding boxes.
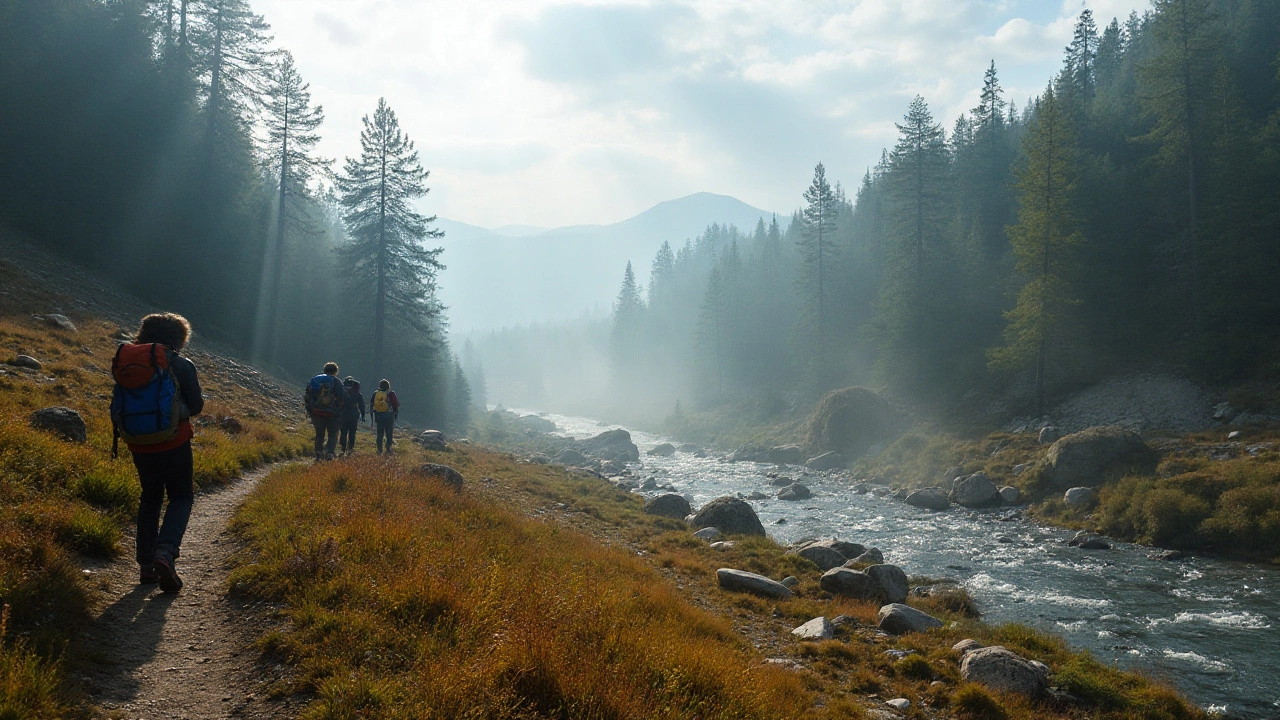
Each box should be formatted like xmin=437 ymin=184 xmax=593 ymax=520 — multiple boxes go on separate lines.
xmin=434 ymin=193 xmax=779 ymax=334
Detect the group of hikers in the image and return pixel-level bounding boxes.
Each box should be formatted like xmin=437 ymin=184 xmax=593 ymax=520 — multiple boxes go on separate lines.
xmin=303 ymin=361 xmax=400 ymax=461
xmin=109 ymin=312 xmax=403 ymax=594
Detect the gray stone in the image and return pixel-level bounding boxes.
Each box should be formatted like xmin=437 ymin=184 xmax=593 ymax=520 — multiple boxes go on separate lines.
xmin=579 ymin=429 xmax=640 ymax=462
xmin=690 ymin=497 xmax=766 ymax=536
xmin=746 ymin=491 xmax=768 ymax=500
xmin=693 ymin=527 xmax=721 ymax=541
xmin=517 ymin=414 xmax=557 ymax=433
xmin=804 ymin=451 xmax=845 ymax=471
xmin=29 ymin=406 xmax=86 ymax=443
xmin=953 ymin=639 xmax=984 ymax=654
xmin=9 ymin=355 xmax=42 ymax=371
xmin=1213 ymin=402 xmax=1238 ymax=423
xmin=640 ymin=477 xmax=658 ymax=490
xmin=709 ymin=541 xmax=736 ymax=551
xmin=1228 ymin=430 xmax=1243 ymax=440
xmin=767 ymin=475 xmax=794 ymax=487
xmin=767 ymin=445 xmax=805 ymax=465
xmin=647 ymin=443 xmax=676 ymax=457
xmin=717 ymin=568 xmax=793 ymax=599
xmin=905 ymin=487 xmax=950 ymax=511
xmin=777 ymin=483 xmax=812 ymax=501
xmin=950 ymin=472 xmax=1001 ymax=508
xmin=1063 ymin=486 xmax=1095 ymax=507
xmin=555 ymin=448 xmax=590 ymax=466
xmin=885 ymin=698 xmax=910 ymax=711
xmin=1039 ymin=426 xmax=1061 ymax=444
xmin=797 ymin=545 xmax=848 ymax=571
xmin=944 ymin=466 xmax=965 ymax=482
xmin=644 ymin=493 xmax=692 ymax=519
xmin=791 ymin=617 xmax=833 ymax=640
xmin=865 ymin=564 xmax=909 ymax=604
xmin=876 ymin=603 xmax=943 ymax=635
xmin=960 ymin=646 xmax=1048 ymax=696
xmin=46 ymin=313 xmax=77 ymax=332
xmin=806 ymin=538 xmax=865 ymax=559
xmin=417 ymin=429 xmax=447 ymax=451
xmin=414 ymin=463 xmax=464 ymax=491
xmin=999 ymin=486 xmax=1021 ymax=504
xmin=1154 ymin=549 xmax=1186 ymax=561
xmin=847 ymin=548 xmax=884 ymax=566
xmin=1077 ymin=537 xmax=1111 ymax=550
xmin=678 ymin=443 xmax=702 ymax=453
xmin=1012 ymin=463 xmax=1028 ymax=476
xmin=1039 ymin=426 xmax=1154 ymax=491
xmin=819 ymin=568 xmax=882 ymax=600
xmin=781 ymin=576 xmax=800 ymax=587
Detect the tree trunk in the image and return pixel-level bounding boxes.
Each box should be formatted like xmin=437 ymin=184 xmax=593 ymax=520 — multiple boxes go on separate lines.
xmin=1179 ymin=0 xmax=1202 ymax=339
xmin=266 ymin=91 xmax=289 ymax=365
xmin=374 ymin=135 xmax=389 ymax=379
xmin=204 ymin=0 xmax=225 ymax=169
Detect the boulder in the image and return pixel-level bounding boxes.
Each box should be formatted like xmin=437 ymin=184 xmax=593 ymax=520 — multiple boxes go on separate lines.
xmin=953 ymin=639 xmax=984 ymax=654
xmin=819 ymin=568 xmax=882 ymax=600
xmin=640 ymin=477 xmax=658 ymax=490
xmin=803 ymin=387 xmax=906 ymax=459
xmin=804 ymin=539 xmax=865 ymax=559
xmin=949 ymin=472 xmax=1000 ymax=508
xmin=579 ymin=429 xmax=640 ymax=462
xmin=1154 ymin=549 xmax=1186 ymax=561
xmin=777 ymin=483 xmax=811 ymax=501
xmin=905 ymin=487 xmax=950 ymax=511
xmin=9 ymin=355 xmax=42 ymax=371
xmin=1078 ymin=537 xmax=1111 ymax=550
xmin=885 ymin=699 xmax=910 ymax=711
xmin=1212 ymin=402 xmax=1238 ymax=423
xmin=29 ymin=406 xmax=86 ymax=443
xmin=999 ymin=486 xmax=1021 ymax=504
xmin=644 ymin=493 xmax=691 ymax=519
xmin=781 ymin=576 xmax=800 ymax=588
xmin=417 ymin=429 xmax=447 ymax=451
xmin=693 ymin=527 xmax=721 ymax=541
xmin=690 ymin=497 xmax=766 ymax=536
xmin=647 ymin=443 xmax=676 ymax=457
xmin=517 ymin=414 xmax=558 ymax=433
xmin=767 ymin=475 xmax=794 ymax=487
xmin=846 ymin=548 xmax=885 ymax=566
xmin=709 ymin=541 xmax=736 ymax=551
xmin=767 ymin=445 xmax=805 ymax=465
xmin=876 ymin=604 xmax=943 ymax=635
xmin=678 ymin=443 xmax=702 ymax=453
xmin=746 ymin=491 xmax=768 ymax=500
xmin=716 ymin=568 xmax=793 ymax=599
xmin=414 ymin=463 xmax=464 ymax=491
xmin=554 ymin=448 xmax=590 ymax=466
xmin=797 ymin=545 xmax=848 ymax=571
xmin=731 ymin=444 xmax=768 ymax=462
xmin=943 ymin=466 xmax=965 ymax=482
xmin=1039 ymin=426 xmax=1061 ymax=444
xmin=865 ymin=564 xmax=909 ymax=604
xmin=46 ymin=314 xmax=77 ymax=332
xmin=791 ymin=617 xmax=833 ymax=640
xmin=1038 ymin=426 xmax=1155 ymax=491
xmin=1063 ymin=486 xmax=1095 ymax=507
xmin=960 ymin=646 xmax=1048 ymax=696
xmin=804 ymin=451 xmax=845 ymax=471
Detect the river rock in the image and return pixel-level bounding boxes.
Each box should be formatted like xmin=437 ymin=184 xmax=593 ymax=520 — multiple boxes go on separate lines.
xmin=960 ymin=646 xmax=1048 ymax=696
xmin=777 ymin=483 xmax=811 ymax=501
xmin=731 ymin=444 xmax=768 ymax=462
xmin=678 ymin=443 xmax=702 ymax=453
xmin=1039 ymin=426 xmax=1061 ymax=444
xmin=846 ymin=548 xmax=884 ymax=566
xmin=46 ymin=313 xmax=77 ymax=332
xmin=693 ymin=527 xmax=721 ymax=541
xmin=865 ymin=564 xmax=909 ymax=603
xmin=804 ymin=538 xmax=865 ymax=559
xmin=999 ymin=486 xmax=1021 ymax=504
xmin=29 ymin=406 xmax=87 ymax=443
xmin=517 ymin=414 xmax=557 ymax=433
xmin=690 ymin=497 xmax=765 ymax=536
xmin=647 ymin=443 xmax=676 ymax=457
xmin=791 ymin=617 xmax=833 ymax=640
xmin=768 ymin=475 xmax=794 ymax=487
xmin=1154 ymin=549 xmax=1186 ymax=561
xmin=797 ymin=545 xmax=848 ymax=571
xmin=717 ymin=568 xmax=793 ymax=599
xmin=905 ymin=487 xmax=950 ymax=511
xmin=1078 ymin=537 xmax=1111 ymax=549
xmin=781 ymin=576 xmax=800 ymax=587
xmin=767 ymin=445 xmax=805 ymax=465
xmin=950 ymin=472 xmax=1000 ymax=508
xmin=414 ymin=463 xmax=464 ymax=491
xmin=579 ymin=428 xmax=640 ymax=462
xmin=953 ymin=639 xmax=984 ymax=654
xmin=644 ymin=493 xmax=691 ymax=519
xmin=1063 ymin=486 xmax=1095 ymax=507
xmin=804 ymin=451 xmax=845 ymax=471
xmin=1038 ymin=426 xmax=1154 ymax=491
xmin=877 ymin=604 xmax=943 ymax=635
xmin=819 ymin=568 xmax=882 ymax=600
xmin=944 ymin=466 xmax=965 ymax=482
xmin=555 ymin=448 xmax=590 ymax=466
xmin=9 ymin=355 xmax=42 ymax=371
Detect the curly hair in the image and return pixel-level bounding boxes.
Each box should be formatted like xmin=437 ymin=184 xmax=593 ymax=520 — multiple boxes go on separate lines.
xmin=134 ymin=313 xmax=192 ymax=351
xmin=323 ymin=362 xmax=339 ymax=375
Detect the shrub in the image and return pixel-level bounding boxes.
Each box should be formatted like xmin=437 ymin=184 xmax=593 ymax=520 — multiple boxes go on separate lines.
xmin=1140 ymin=488 xmax=1210 ymax=548
xmin=951 ymin=683 xmax=1006 ymax=719
xmin=894 ymin=655 xmax=933 ymax=681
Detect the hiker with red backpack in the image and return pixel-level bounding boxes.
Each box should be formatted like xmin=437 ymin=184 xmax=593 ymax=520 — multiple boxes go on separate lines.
xmin=305 ymin=362 xmax=346 ymax=461
xmin=339 ymin=376 xmax=365 ymax=456
xmin=370 ymin=379 xmax=399 ymax=454
xmin=110 ymin=313 xmax=204 ymax=593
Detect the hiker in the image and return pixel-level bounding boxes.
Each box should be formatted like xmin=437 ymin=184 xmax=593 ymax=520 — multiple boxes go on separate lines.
xmin=339 ymin=376 xmax=366 ymax=455
xmin=370 ymin=379 xmax=400 ymax=454
xmin=304 ymin=362 xmax=346 ymax=460
xmin=111 ymin=313 xmax=204 ymax=593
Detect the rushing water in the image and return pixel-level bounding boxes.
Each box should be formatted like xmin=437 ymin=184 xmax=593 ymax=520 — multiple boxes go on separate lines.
xmin=529 ymin=411 xmax=1280 ymax=719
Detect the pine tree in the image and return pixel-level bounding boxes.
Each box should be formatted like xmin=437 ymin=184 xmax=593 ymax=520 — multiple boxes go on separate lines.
xmin=337 ymin=98 xmax=445 ymax=378
xmin=448 ymin=356 xmax=472 ymax=433
xmin=989 ymin=87 xmax=1083 ymax=415
xmin=609 ymin=261 xmax=645 ymax=381
xmin=794 ymin=162 xmax=840 ymax=388
xmin=261 ymin=50 xmax=328 ymax=364
xmin=189 ymin=0 xmax=270 ymax=166
xmin=695 ymin=265 xmax=727 ymax=400
xmin=889 ymin=97 xmax=949 ymax=288
xmin=1064 ymin=9 xmax=1100 ymax=103
xmin=648 ymin=240 xmax=675 ymax=306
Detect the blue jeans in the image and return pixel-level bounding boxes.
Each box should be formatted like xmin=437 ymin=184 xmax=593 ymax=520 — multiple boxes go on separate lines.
xmin=312 ymin=414 xmax=340 ymax=459
xmin=132 ymin=441 xmax=194 ymax=566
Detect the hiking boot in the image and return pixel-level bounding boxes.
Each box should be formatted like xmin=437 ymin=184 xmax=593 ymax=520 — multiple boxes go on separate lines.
xmin=139 ymin=565 xmax=161 ymax=584
xmin=153 ymin=555 xmax=183 ymax=593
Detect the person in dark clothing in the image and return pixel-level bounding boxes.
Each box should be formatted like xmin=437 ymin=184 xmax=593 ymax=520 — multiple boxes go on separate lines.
xmin=370 ymin=379 xmax=400 ymax=454
xmin=305 ymin=362 xmax=345 ymax=461
xmin=119 ymin=313 xmax=204 ymax=593
xmin=339 ymin=376 xmax=366 ymax=455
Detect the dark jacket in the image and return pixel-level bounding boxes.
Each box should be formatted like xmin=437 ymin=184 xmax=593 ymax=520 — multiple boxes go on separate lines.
xmin=342 ymin=387 xmax=366 ymax=422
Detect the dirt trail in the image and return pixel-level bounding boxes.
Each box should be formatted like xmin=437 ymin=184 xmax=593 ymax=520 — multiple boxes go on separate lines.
xmin=74 ymin=465 xmax=297 ymax=720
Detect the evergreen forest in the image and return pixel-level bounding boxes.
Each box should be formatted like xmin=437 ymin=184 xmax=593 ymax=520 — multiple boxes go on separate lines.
xmin=0 ymin=0 xmax=476 ymax=431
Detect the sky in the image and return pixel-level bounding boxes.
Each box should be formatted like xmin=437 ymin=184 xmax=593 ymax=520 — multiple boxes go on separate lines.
xmin=252 ymin=0 xmax=1153 ymax=229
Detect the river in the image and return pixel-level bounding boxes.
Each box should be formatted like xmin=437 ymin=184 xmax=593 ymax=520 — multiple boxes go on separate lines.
xmin=529 ymin=411 xmax=1280 ymax=719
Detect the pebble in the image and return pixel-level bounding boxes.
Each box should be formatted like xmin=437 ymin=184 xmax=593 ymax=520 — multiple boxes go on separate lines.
xmin=885 ymin=698 xmax=910 ymax=710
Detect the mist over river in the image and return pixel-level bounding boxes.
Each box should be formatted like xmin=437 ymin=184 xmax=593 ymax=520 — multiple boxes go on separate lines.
xmin=526 ymin=411 xmax=1280 ymax=719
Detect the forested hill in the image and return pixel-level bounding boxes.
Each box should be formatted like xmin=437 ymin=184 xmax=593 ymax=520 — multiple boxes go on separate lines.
xmin=0 ymin=1 xmax=473 ymax=431
xmin=478 ymin=1 xmax=1280 ymax=425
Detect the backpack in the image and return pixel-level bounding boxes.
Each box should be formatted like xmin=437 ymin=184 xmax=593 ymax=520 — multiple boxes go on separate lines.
xmin=307 ymin=374 xmax=341 ymax=415
xmin=110 ymin=343 xmax=187 ymax=456
xmin=371 ymin=390 xmax=391 ymax=413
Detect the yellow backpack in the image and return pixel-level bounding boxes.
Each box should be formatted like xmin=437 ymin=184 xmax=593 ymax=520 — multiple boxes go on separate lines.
xmin=372 ymin=390 xmax=391 ymax=413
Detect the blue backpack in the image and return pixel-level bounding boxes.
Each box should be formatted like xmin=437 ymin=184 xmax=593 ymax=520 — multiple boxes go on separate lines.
xmin=110 ymin=343 xmax=187 ymax=456
xmin=307 ymin=374 xmax=342 ymax=416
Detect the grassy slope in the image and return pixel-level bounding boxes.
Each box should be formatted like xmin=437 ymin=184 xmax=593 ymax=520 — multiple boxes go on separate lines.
xmin=0 ymin=257 xmax=309 ymax=717
xmin=228 ymin=439 xmax=1208 ymax=720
